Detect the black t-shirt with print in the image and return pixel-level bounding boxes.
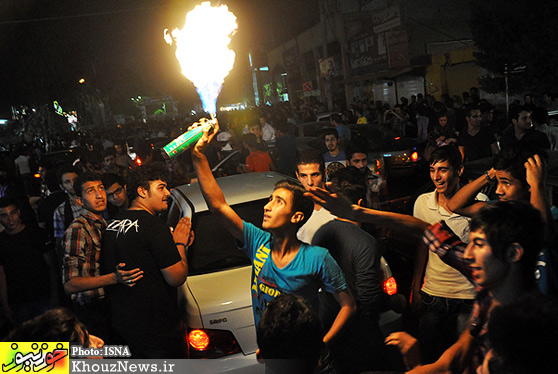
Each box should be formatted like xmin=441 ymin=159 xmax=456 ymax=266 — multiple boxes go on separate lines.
xmin=101 ymin=209 xmax=183 ymax=357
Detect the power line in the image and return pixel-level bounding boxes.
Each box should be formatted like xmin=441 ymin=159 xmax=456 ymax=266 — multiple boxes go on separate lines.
xmin=0 ymin=5 xmax=167 ymax=25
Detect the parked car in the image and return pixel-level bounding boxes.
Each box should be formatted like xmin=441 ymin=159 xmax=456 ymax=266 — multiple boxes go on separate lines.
xmin=165 ymin=172 xmax=404 ymax=369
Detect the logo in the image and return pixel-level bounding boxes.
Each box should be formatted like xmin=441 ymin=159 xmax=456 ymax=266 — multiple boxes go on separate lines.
xmin=1 ymin=342 xmax=69 ymax=373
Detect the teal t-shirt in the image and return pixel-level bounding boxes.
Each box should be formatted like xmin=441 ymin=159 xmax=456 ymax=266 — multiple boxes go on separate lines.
xmin=242 ymin=221 xmax=347 ymax=327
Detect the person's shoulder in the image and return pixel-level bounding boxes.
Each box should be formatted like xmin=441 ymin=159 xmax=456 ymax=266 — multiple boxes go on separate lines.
xmin=414 ymin=190 xmax=434 ymax=206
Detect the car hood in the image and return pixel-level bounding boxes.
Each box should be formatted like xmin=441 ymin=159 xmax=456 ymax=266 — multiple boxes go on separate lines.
xmin=184 ymin=266 xmax=255 ymax=329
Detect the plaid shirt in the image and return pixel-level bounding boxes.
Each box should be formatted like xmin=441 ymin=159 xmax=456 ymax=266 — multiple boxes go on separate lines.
xmin=53 ymin=199 xmax=82 ymax=238
xmin=62 ymin=209 xmax=107 ymax=305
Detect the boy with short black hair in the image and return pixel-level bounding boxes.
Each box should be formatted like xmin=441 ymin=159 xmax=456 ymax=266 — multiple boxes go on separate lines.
xmin=192 ymin=120 xmax=356 ymax=359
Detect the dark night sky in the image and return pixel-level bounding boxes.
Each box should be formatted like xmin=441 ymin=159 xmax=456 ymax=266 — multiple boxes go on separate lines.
xmin=0 ymin=0 xmax=319 ymax=116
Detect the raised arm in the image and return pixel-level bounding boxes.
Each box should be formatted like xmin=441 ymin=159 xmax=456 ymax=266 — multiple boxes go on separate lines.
xmin=191 ymin=119 xmax=244 ymax=240
xmin=525 ymin=155 xmax=557 ymax=241
xmin=446 ymin=169 xmax=494 ymax=217
xmin=305 ymin=186 xmax=428 ymax=238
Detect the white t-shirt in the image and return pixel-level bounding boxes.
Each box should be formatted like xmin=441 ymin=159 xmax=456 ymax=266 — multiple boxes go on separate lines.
xmin=297 ymin=207 xmax=335 ymax=244
xmin=14 ymin=155 xmax=31 ymax=175
xmin=414 ymin=190 xmax=488 ymax=299
xmin=261 ymin=123 xmax=275 ymax=142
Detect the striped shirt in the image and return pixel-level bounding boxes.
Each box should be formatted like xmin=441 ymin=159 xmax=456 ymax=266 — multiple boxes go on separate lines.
xmin=62 ymin=209 xmax=107 ymax=305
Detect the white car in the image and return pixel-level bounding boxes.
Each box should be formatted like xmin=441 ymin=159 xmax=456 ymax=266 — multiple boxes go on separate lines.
xmin=166 ymin=172 xmax=402 ymax=371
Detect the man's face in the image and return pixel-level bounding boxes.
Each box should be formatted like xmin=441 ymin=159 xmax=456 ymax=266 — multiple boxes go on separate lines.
xmin=512 ymin=110 xmax=532 ymax=131
xmin=495 ymin=170 xmax=529 ymax=202
xmin=296 ymin=163 xmax=324 ymax=190
xmin=348 ymin=152 xmax=368 ymax=171
xmin=78 ymin=181 xmax=107 ymax=214
xmin=262 ymin=188 xmax=295 ymax=230
xmin=324 ymin=134 xmax=338 ymax=152
xmin=464 ymin=229 xmax=510 ymax=289
xmin=104 ymin=155 xmax=116 ymax=168
xmin=438 ymin=116 xmax=448 ymax=127
xmin=114 ymin=144 xmax=123 ymax=155
xmin=249 ymin=125 xmax=262 ymax=137
xmin=143 ymin=179 xmax=171 ymax=214
xmin=60 ymin=172 xmax=79 ymax=196
xmin=259 ymin=117 xmax=266 ymax=126
xmin=430 ymin=160 xmax=460 ymax=195
xmin=106 ymin=182 xmax=128 ymax=208
xmin=0 ymin=204 xmax=22 ymax=233
xmin=466 ymin=109 xmax=482 ymax=128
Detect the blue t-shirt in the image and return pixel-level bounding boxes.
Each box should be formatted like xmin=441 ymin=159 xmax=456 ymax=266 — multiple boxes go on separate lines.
xmin=242 ymin=221 xmax=347 ymax=327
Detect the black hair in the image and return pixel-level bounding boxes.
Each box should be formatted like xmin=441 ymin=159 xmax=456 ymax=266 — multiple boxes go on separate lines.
xmin=56 ymin=165 xmax=79 ymax=185
xmin=429 ymin=145 xmax=462 ymax=170
xmin=127 ymin=162 xmax=168 ymax=203
xmin=323 ymin=128 xmax=338 ymax=139
xmin=74 ymin=172 xmax=103 ymax=198
xmin=327 ymin=166 xmax=366 ymax=204
xmin=470 ymin=201 xmax=543 ymax=289
xmin=257 ymin=294 xmax=322 ymax=370
xmin=296 ymin=149 xmax=325 ymax=175
xmin=101 ymin=173 xmax=125 ymax=190
xmin=273 ymin=179 xmax=314 ymax=229
xmin=243 ymin=133 xmax=259 ymax=149
xmin=5 ymin=308 xmax=90 ymax=347
xmin=488 ymin=293 xmax=558 ymax=374
xmin=0 ymin=196 xmax=17 ymax=209
xmin=345 ymin=143 xmax=367 ymax=162
xmin=330 ymin=113 xmax=342 ymax=124
xmin=492 ymin=144 xmax=546 ymax=187
xmin=464 ymin=104 xmax=480 ymax=118
xmin=509 ymin=105 xmax=530 ymax=121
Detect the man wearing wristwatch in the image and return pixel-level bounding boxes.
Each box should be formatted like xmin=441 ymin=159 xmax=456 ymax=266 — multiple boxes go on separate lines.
xmin=101 ymin=163 xmax=193 ymax=358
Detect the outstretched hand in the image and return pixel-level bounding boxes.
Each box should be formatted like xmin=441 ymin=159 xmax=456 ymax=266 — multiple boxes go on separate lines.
xmin=385 ymin=331 xmax=421 ymax=370
xmin=304 ymin=184 xmax=356 ymax=220
xmin=115 ymin=263 xmax=144 ymax=287
xmin=191 ymin=118 xmax=220 ymax=157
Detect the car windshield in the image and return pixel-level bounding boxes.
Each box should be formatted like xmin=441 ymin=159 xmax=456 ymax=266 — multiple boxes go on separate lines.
xmin=186 ymin=199 xmax=267 ymax=275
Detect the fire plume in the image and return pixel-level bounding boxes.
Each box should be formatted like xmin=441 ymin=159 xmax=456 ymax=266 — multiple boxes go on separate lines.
xmin=164 ymin=2 xmax=237 ymax=117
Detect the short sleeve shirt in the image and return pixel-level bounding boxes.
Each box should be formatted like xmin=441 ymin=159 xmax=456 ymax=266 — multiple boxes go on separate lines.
xmin=242 ymin=221 xmax=347 ymax=326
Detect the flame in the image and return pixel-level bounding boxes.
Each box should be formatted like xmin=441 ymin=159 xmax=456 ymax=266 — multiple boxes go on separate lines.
xmin=165 ymin=2 xmax=237 ymax=117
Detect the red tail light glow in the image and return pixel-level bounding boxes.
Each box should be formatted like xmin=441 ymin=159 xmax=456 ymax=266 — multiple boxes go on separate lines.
xmin=187 ymin=328 xmax=242 ymax=358
xmin=189 ymin=329 xmax=210 ymax=350
xmin=383 ymin=276 xmax=398 ymax=295
xmin=411 ymin=152 xmax=419 ymax=162
xmin=135 ymin=157 xmax=142 ymax=166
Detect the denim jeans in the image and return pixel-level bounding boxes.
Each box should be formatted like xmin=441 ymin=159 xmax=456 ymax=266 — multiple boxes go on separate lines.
xmin=419 ymin=291 xmax=474 ymax=364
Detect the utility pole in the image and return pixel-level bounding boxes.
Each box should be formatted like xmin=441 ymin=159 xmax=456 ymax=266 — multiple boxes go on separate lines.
xmin=320 ymin=0 xmax=333 ymax=111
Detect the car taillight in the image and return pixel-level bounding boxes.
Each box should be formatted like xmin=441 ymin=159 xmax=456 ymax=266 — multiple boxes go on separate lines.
xmin=135 ymin=157 xmax=142 ymax=166
xmin=411 ymin=152 xmax=419 ymax=162
xmin=187 ymin=328 xmax=242 ymax=358
xmin=189 ymin=329 xmax=210 ymax=350
xmin=383 ymin=276 xmax=397 ymax=295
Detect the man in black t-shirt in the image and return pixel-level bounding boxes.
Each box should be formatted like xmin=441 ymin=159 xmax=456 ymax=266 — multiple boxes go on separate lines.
xmin=0 ymin=197 xmax=56 ymax=326
xmin=457 ymin=106 xmax=499 ymax=162
xmin=102 ymin=163 xmax=192 ymax=358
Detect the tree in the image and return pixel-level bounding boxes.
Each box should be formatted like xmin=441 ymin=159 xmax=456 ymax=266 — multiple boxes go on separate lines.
xmin=470 ymin=0 xmax=558 ymax=94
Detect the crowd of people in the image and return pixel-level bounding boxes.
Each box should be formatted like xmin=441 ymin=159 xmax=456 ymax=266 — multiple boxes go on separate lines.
xmin=0 ymin=90 xmax=556 ymax=373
